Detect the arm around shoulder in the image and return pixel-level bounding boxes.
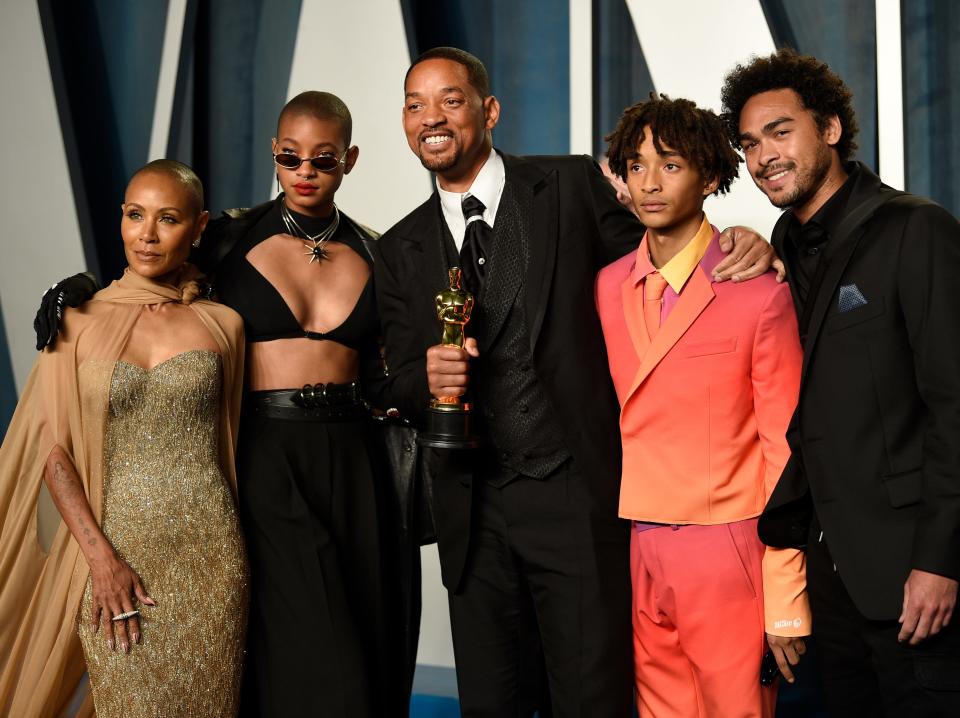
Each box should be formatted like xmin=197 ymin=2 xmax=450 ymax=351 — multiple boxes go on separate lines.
xmin=33 ymin=272 xmax=101 ymax=350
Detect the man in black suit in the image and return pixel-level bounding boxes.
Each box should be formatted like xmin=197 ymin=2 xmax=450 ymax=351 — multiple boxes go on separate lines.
xmin=376 ymin=47 xmax=776 ymax=716
xmin=722 ymin=49 xmax=960 ymax=715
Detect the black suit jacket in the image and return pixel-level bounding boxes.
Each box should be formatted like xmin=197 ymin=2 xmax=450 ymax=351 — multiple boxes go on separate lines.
xmin=759 ymin=163 xmax=960 ymax=620
xmin=374 ymin=152 xmax=642 ymax=588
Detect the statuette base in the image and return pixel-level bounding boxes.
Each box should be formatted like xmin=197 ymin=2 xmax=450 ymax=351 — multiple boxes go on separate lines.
xmin=418 ymin=405 xmax=482 ymax=449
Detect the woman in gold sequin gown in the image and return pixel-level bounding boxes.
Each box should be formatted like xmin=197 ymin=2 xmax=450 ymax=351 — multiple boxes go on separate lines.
xmin=0 ymin=161 xmax=247 ymax=718
xmin=76 ymin=349 xmax=247 ymax=716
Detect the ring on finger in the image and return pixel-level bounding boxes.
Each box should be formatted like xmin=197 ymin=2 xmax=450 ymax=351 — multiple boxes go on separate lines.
xmin=111 ymin=609 xmax=140 ymax=621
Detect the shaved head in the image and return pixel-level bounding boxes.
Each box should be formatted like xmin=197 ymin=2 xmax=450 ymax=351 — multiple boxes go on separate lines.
xmin=129 ymin=159 xmax=204 ymax=215
xmin=277 ymin=91 xmax=353 ymax=146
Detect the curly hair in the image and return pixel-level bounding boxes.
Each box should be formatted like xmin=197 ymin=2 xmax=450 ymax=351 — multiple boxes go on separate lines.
xmin=605 ymin=94 xmax=740 ymax=196
xmin=720 ymin=48 xmax=858 ymax=161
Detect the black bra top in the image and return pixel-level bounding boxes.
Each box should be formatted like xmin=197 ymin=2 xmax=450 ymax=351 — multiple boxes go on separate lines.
xmin=214 ymin=201 xmax=377 ymax=351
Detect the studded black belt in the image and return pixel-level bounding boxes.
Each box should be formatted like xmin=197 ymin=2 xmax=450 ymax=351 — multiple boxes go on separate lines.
xmin=247 ymin=382 xmax=366 ymax=421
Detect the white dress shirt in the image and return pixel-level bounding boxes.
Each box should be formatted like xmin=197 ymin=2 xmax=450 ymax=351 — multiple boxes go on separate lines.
xmin=437 ymin=148 xmax=506 ymax=252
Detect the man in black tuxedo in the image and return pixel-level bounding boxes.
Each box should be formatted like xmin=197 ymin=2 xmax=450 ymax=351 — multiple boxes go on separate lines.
xmin=376 ymin=47 xmax=776 ymax=716
xmin=722 ymin=49 xmax=960 ymax=715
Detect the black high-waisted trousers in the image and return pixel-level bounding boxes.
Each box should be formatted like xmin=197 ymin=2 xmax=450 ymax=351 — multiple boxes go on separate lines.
xmin=236 ymin=409 xmax=398 ymax=717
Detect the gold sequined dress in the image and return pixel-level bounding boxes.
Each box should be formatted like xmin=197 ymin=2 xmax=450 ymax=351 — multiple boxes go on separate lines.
xmin=78 ymin=350 xmax=248 ymax=718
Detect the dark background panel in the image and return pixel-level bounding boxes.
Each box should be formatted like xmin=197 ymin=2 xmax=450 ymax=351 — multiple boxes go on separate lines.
xmin=188 ymin=0 xmax=302 ymax=215
xmin=40 ymin=0 xmax=303 ymax=282
xmin=760 ymin=0 xmax=879 ymax=171
xmin=401 ymin=0 xmax=570 ymax=156
xmin=0 ymin=298 xmax=16 ymax=436
xmin=592 ymin=0 xmax=655 ymax=158
xmin=39 ymin=0 xmax=169 ymax=283
xmin=902 ymin=0 xmax=960 ymax=214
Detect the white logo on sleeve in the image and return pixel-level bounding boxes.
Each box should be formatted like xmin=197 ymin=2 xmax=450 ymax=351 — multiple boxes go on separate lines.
xmin=773 ymin=618 xmax=804 ymax=630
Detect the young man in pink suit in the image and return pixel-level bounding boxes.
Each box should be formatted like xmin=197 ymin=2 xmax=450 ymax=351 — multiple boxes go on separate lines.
xmin=595 ymin=96 xmax=809 ymax=717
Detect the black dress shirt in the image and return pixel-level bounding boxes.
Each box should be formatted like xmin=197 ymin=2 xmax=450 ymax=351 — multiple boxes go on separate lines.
xmin=783 ymin=167 xmax=857 ymax=316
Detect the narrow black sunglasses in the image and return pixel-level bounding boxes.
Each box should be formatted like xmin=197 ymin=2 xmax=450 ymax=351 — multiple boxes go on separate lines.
xmin=273 ymin=149 xmax=347 ymax=173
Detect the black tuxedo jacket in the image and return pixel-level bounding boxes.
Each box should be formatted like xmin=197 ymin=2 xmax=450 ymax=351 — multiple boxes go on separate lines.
xmin=759 ymin=163 xmax=960 ymax=620
xmin=374 ymin=152 xmax=642 ymax=588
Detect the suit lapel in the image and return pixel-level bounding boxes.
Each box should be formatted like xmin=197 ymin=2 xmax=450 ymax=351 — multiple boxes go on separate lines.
xmin=499 ymin=154 xmax=556 ymax=353
xmin=621 ymin=268 xmax=650 ymax=359
xmin=623 ymin=268 xmax=716 ymax=408
xmin=772 ymin=219 xmax=804 ymax=316
xmin=776 ymin=164 xmax=896 ymax=389
xmin=798 ymin=225 xmax=869 ymax=387
xmin=477 ymin=180 xmax=524 ymax=349
xmin=401 ymin=194 xmax=453 ymax=293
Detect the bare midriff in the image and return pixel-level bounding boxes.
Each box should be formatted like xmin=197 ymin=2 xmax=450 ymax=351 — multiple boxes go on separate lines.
xmin=246 ymin=338 xmax=359 ymax=390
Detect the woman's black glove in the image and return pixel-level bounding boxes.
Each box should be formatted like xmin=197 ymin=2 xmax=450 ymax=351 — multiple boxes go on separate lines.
xmin=33 ymin=272 xmax=100 ymax=350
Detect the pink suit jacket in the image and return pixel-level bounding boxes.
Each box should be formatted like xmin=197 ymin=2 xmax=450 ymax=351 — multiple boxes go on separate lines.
xmin=595 ymin=228 xmax=810 ymax=634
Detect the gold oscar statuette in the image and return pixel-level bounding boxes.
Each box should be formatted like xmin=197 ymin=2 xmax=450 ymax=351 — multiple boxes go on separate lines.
xmin=418 ymin=267 xmax=482 ymax=449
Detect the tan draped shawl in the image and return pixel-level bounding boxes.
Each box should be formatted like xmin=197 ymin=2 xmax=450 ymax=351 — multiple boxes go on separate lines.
xmin=0 ymin=266 xmax=245 ymax=717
